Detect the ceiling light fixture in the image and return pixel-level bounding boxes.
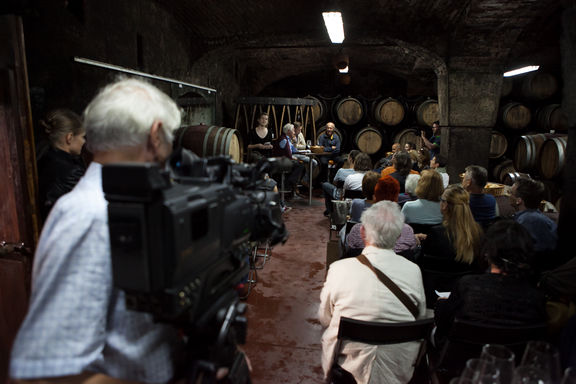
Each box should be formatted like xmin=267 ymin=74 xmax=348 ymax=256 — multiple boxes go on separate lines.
xmin=503 ymin=65 xmax=539 ymax=77
xmin=322 ymin=12 xmax=345 ymax=44
xmin=339 ymin=66 xmax=349 ymax=73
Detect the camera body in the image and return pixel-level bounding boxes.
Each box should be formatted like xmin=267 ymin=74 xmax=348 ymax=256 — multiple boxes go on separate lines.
xmin=103 ymin=154 xmax=288 ymax=326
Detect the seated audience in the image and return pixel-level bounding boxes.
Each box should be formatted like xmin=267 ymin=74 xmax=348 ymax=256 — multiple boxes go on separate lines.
xmin=37 ymin=108 xmax=86 ymax=221
xmin=380 ymin=152 xmax=419 ymax=179
xmin=401 ymin=169 xmax=444 ymax=229
xmin=417 ymin=147 xmax=431 ymax=171
xmin=389 ymin=151 xmax=414 ymax=193
xmin=430 ymin=154 xmax=449 ymax=188
xmin=511 ymin=177 xmax=559 ymax=272
xmin=322 ymin=150 xmax=360 ymax=216
xmin=374 ymin=142 xmax=401 ymax=172
xmin=462 ymin=165 xmax=497 ymax=225
xmin=349 ymin=171 xmax=380 ymax=222
xmin=398 ymin=174 xmax=420 ymax=207
xmin=346 ymin=176 xmax=418 ymax=258
xmin=420 ymin=185 xmax=485 ymax=305
xmin=319 ymin=201 xmax=426 ymax=384
xmin=342 ymin=152 xmax=373 ymax=196
xmin=434 ymin=220 xmax=547 ymax=347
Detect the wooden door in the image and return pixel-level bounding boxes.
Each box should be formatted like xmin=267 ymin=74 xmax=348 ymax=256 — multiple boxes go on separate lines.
xmin=0 ymin=14 xmax=38 ymax=383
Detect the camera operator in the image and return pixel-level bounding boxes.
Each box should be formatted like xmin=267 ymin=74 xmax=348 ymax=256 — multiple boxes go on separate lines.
xmin=10 ymin=78 xmax=184 ymax=383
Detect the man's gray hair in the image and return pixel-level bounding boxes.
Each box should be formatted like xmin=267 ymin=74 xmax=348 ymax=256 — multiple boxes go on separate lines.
xmin=360 ymin=201 xmax=404 ymax=249
xmin=405 ymin=174 xmax=421 ymax=195
xmin=83 ymin=77 xmax=181 ymax=152
xmin=283 ymin=123 xmax=294 ymax=134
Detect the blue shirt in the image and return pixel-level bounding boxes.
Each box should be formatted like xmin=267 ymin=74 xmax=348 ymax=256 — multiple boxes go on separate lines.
xmin=514 ymin=209 xmax=558 ymax=252
xmin=318 ymin=133 xmax=341 ymax=154
xmin=469 ymin=193 xmax=496 ymax=222
xmin=10 ymin=163 xmax=179 ymax=383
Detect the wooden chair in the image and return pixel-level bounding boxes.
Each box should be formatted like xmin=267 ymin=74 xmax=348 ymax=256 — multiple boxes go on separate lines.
xmin=328 ymin=317 xmax=434 ymax=384
xmin=430 ymin=319 xmax=548 ymax=383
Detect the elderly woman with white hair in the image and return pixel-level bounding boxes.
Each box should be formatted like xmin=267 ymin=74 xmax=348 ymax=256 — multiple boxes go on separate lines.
xmin=319 ymin=201 xmax=426 ymax=384
xmin=272 ymin=123 xmax=305 ymax=195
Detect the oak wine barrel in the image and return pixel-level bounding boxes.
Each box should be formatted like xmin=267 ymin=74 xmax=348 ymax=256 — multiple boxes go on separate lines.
xmin=489 ymin=131 xmax=508 ymax=159
xmin=355 ymin=126 xmax=384 ymax=154
xmin=175 ymin=124 xmax=244 ymax=163
xmin=539 ymin=136 xmax=568 ymax=179
xmin=536 ymin=104 xmax=568 ymax=132
xmin=373 ymin=98 xmax=405 ymax=126
xmin=393 ymin=128 xmax=422 ymax=150
xmin=415 ymin=99 xmax=439 ymax=127
xmin=521 ymin=72 xmax=558 ymax=100
xmin=334 ymin=97 xmax=364 ymax=126
xmin=501 ymin=102 xmax=531 ymax=130
xmin=513 ymin=133 xmax=562 ymax=173
xmin=304 ymin=95 xmax=325 ymax=123
xmin=492 ymin=159 xmax=516 ymax=184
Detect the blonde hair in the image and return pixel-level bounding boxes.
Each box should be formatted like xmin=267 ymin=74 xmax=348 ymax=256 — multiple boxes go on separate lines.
xmin=442 ymin=185 xmax=483 ymax=264
xmin=415 ymin=169 xmax=444 ymax=201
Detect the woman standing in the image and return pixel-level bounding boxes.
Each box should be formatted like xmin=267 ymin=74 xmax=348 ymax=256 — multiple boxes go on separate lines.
xmin=37 ymin=109 xmax=86 ymax=220
xmin=247 ymin=112 xmax=274 ymax=162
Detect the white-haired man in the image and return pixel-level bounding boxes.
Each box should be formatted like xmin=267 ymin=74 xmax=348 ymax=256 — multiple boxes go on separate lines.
xmin=10 ymin=78 xmax=182 ymax=383
xmin=273 ymin=123 xmax=305 ymax=196
xmin=318 ymin=201 xmax=426 ymax=384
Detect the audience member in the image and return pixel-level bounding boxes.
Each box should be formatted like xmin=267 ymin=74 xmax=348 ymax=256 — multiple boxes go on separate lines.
xmin=349 ymin=171 xmax=380 ymax=222
xmin=343 ymin=153 xmax=373 ymax=196
xmin=11 ymin=78 xmax=182 ymax=383
xmin=511 ymin=177 xmax=558 ymax=272
xmin=430 ymin=154 xmax=449 ymax=188
xmin=421 ymin=121 xmax=441 ymax=160
xmin=319 ymin=201 xmax=426 ymax=384
xmin=374 ymin=142 xmax=401 ymax=172
xmin=380 ymin=152 xmax=419 ymax=178
xmin=419 ymin=185 xmax=485 ymax=305
xmin=434 ymin=220 xmax=547 ymax=347
xmin=346 ymin=176 xmax=418 ymax=257
xmin=247 ymin=112 xmax=274 ymax=161
xmin=398 ymin=174 xmax=420 ymax=207
xmin=322 ymin=150 xmax=360 ymax=216
xmin=462 ymin=165 xmax=497 ymax=226
xmin=401 ymin=169 xmax=444 ymax=229
xmin=36 ymin=108 xmax=86 ymax=221
xmin=417 ymin=147 xmax=431 ymax=171
xmin=389 ymin=151 xmax=414 ymax=193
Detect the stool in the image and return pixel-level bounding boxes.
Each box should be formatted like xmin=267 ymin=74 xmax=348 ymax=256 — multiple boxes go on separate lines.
xmin=241 ymin=241 xmax=272 ymax=299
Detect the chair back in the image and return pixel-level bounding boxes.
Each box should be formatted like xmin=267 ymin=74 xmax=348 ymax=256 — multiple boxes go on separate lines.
xmin=330 ymin=317 xmax=434 ymax=383
xmin=433 ymin=319 xmax=548 ymax=379
xmin=343 ymin=189 xmax=364 ymax=199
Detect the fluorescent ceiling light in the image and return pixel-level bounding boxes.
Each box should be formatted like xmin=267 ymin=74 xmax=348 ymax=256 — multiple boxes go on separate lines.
xmin=322 ymin=12 xmax=345 ymax=44
xmin=339 ymin=66 xmax=349 ymax=73
xmin=503 ymin=65 xmax=539 ymax=77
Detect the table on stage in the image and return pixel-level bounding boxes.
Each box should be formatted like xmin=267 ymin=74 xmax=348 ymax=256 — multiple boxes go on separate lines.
xmin=302 ymin=151 xmax=334 ymax=206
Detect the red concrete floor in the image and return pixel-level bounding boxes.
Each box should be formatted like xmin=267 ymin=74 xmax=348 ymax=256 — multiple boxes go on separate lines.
xmin=242 ymin=195 xmax=329 ymax=384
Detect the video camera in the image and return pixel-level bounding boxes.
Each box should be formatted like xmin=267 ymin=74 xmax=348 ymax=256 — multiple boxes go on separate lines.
xmin=102 ymin=149 xmax=290 ymax=383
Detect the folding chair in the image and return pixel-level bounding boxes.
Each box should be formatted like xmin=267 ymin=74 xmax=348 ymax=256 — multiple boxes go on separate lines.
xmin=430 ymin=319 xmax=548 ymax=383
xmin=328 ymin=317 xmax=434 ymax=384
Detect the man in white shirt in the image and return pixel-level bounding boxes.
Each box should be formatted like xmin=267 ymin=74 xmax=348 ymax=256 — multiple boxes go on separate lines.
xmin=319 ymin=201 xmax=426 ymax=384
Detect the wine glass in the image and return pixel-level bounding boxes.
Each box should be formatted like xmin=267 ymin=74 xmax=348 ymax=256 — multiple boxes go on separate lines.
xmin=512 ymin=365 xmax=551 ymax=384
xmin=521 ymin=341 xmax=561 ymax=383
xmin=562 ymin=367 xmax=576 ymax=384
xmin=481 ymin=344 xmax=516 ymax=384
xmin=460 ymin=358 xmax=500 ymax=383
xmin=306 ymin=139 xmax=311 ymax=149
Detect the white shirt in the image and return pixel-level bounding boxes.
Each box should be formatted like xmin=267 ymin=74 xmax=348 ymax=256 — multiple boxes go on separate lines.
xmin=343 ymin=172 xmax=365 ymax=191
xmin=318 ymin=246 xmax=427 ymax=384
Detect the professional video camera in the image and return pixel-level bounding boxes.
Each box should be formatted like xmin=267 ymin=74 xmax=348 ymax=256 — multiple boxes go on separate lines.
xmin=102 ymin=149 xmax=290 ymax=384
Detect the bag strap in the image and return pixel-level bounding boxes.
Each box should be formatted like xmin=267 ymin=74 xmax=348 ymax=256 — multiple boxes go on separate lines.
xmin=356 ymin=254 xmax=419 ymax=319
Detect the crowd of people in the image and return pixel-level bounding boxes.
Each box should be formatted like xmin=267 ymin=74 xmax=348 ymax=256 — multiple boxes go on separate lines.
xmin=11 ymin=79 xmax=571 ymax=384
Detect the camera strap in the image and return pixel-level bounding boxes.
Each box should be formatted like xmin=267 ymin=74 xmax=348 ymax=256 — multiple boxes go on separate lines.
xmin=356 ymin=254 xmax=419 ymax=319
